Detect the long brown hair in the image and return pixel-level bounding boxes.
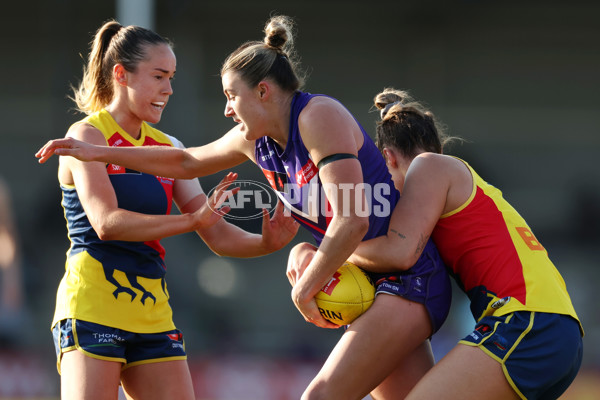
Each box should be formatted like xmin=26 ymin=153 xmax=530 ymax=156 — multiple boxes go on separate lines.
xmin=72 ymin=20 xmax=172 ymax=114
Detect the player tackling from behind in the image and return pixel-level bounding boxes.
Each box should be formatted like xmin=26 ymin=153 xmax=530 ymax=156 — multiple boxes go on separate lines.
xmin=349 ymin=88 xmax=583 ymax=399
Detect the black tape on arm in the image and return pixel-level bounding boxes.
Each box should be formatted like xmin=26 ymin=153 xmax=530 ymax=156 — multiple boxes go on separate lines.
xmin=317 ymin=153 xmax=359 ymax=169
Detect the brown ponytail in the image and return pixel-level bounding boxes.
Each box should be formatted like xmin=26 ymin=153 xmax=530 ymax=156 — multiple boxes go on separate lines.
xmin=71 ymin=20 xmax=171 ymax=114
xmin=373 ymin=88 xmax=454 ymax=158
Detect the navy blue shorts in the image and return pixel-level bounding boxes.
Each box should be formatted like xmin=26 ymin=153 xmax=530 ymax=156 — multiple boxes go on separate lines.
xmin=52 ymin=319 xmax=187 ymax=373
xmin=368 ymin=240 xmax=452 ymax=334
xmin=461 ymin=311 xmax=583 ymax=399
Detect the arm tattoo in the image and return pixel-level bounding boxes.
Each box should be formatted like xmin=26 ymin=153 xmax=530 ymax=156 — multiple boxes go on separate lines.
xmin=390 ymin=229 xmax=406 ymax=239
xmin=390 ymin=229 xmax=430 ymax=258
xmin=415 ymin=234 xmax=430 ymax=257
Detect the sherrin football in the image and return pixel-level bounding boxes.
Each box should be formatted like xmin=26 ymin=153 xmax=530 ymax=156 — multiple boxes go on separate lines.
xmin=315 ymin=262 xmax=375 ymax=325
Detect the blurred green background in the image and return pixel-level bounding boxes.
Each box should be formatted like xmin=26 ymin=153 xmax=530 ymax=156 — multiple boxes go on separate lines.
xmin=1 ymin=0 xmax=599 ymax=398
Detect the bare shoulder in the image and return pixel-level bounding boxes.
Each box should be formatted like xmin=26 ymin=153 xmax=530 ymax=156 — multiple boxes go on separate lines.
xmin=300 ymin=95 xmax=351 ymax=123
xmin=58 ymin=122 xmax=107 ymax=185
xmin=413 ymin=153 xmax=467 ymax=173
xmin=298 ymin=96 xmax=360 ymax=159
xmin=413 ymin=153 xmax=473 ymax=212
xmin=66 ymin=121 xmax=106 ymax=146
xmin=411 ymin=153 xmax=456 ymax=172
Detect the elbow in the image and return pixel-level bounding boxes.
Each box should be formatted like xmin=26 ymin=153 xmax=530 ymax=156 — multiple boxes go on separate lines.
xmin=178 ymin=166 xmax=198 ymax=180
xmin=377 ymin=243 xmax=420 ymax=272
xmin=394 ymin=255 xmax=419 ymax=271
xmin=92 ymin=219 xmax=121 ymax=241
xmin=95 ymin=225 xmax=116 ymax=241
xmin=389 ymin=247 xmax=422 ymax=271
xmin=179 ymin=152 xmax=201 ymax=179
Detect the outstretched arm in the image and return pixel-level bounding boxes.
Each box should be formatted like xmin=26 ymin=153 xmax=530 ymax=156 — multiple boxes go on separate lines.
xmin=187 ymin=199 xmax=300 ymax=258
xmin=59 ymin=124 xmax=239 ymax=243
xmin=36 ymin=124 xmax=253 ymax=179
xmin=166 ymin=134 xmax=298 ymax=259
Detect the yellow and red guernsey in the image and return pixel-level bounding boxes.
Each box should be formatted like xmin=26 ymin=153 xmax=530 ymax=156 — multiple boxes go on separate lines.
xmin=432 ymin=158 xmax=582 ymax=333
xmin=53 ymin=109 xmax=177 ymax=333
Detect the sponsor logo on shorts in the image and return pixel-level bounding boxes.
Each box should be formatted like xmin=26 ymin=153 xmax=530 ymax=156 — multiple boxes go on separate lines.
xmin=92 ymin=333 xmax=125 ymax=345
xmin=375 ymin=277 xmax=408 ymax=296
xmin=378 ymin=281 xmax=397 ymax=292
xmin=167 ymin=332 xmax=183 ymax=341
xmin=172 ymin=342 xmax=184 ymax=350
xmin=493 ymin=339 xmax=507 ymax=351
xmin=413 ymin=276 xmax=423 ymax=293
xmin=469 ymin=323 xmax=492 ymax=341
xmin=167 ymin=332 xmax=184 ymax=349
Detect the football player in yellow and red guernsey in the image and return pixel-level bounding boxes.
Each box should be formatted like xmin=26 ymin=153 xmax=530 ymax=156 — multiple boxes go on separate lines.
xmin=47 ymin=20 xmax=297 ymax=400
xmin=350 ymin=88 xmax=583 ymax=400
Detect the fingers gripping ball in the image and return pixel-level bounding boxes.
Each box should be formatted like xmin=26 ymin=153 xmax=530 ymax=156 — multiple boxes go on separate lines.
xmin=315 ymin=262 xmax=375 ymax=325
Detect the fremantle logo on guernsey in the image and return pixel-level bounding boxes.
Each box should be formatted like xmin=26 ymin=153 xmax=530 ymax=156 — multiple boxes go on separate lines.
xmin=208 ymin=179 xmax=393 ymax=221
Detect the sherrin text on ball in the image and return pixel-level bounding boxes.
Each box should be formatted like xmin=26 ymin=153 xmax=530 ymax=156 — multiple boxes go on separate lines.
xmin=314 ymin=262 xmax=375 ymax=325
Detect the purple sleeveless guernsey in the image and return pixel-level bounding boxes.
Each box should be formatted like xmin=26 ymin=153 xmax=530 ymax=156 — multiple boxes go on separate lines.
xmin=255 ymin=91 xmax=399 ymax=244
xmin=256 ymin=92 xmax=452 ymax=334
